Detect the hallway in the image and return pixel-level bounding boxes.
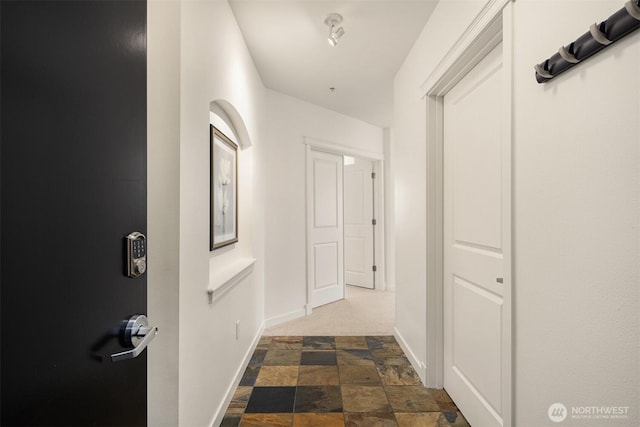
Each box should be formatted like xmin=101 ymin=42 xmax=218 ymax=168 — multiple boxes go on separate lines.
xmin=264 ymin=286 xmax=395 ymax=337
xmin=0 ymin=0 xmax=638 ymax=425
xmin=221 ymin=336 xmax=469 ymax=427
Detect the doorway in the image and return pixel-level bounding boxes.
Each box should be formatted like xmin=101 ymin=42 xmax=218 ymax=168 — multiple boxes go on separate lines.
xmin=304 ymin=141 xmax=385 ymax=313
xmin=423 ymin=4 xmax=513 ymax=426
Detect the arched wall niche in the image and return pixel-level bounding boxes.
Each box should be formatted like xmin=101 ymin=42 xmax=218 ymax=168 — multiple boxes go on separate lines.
xmin=209 ymin=99 xmax=252 ymax=150
xmin=208 ymin=98 xmax=254 ymax=261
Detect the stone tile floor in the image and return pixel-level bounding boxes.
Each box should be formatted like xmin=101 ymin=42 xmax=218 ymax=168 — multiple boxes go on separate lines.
xmin=221 ymin=336 xmax=470 ymax=427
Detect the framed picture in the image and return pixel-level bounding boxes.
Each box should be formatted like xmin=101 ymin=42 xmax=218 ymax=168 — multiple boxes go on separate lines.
xmin=210 ymin=125 xmax=238 ymax=250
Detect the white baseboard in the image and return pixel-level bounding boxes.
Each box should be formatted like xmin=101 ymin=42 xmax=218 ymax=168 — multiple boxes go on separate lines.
xmin=210 ymin=321 xmax=265 ymax=427
xmin=394 ymin=326 xmax=427 ymax=386
xmin=264 ymin=308 xmax=306 ymax=329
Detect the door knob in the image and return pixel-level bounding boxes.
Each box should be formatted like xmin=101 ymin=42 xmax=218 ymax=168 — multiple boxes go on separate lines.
xmin=111 ymin=314 xmax=158 ymax=362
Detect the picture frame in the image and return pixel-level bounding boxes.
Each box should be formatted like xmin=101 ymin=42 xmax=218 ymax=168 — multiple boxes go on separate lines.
xmin=210 ymin=125 xmax=238 ymax=250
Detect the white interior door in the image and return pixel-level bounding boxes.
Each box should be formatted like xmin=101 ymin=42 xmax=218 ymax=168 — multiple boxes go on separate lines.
xmin=307 ymin=149 xmax=345 ymax=308
xmin=443 ymin=43 xmax=509 ymax=427
xmin=344 ymin=157 xmax=375 ymax=289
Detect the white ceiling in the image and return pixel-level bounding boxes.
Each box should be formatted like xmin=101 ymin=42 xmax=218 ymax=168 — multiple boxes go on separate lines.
xmin=229 ymin=0 xmax=438 ymax=128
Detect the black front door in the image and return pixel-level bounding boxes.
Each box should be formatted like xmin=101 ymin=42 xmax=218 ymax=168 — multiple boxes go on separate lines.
xmin=1 ymin=1 xmax=148 ymax=425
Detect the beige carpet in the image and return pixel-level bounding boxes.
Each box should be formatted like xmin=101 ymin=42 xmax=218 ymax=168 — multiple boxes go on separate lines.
xmin=264 ymin=285 xmax=395 ymax=336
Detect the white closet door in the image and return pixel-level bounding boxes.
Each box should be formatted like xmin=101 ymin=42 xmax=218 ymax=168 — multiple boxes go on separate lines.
xmin=344 ymin=157 xmax=374 ymax=289
xmin=307 ymin=149 xmax=344 ymax=308
xmin=443 ymin=43 xmax=509 ymax=427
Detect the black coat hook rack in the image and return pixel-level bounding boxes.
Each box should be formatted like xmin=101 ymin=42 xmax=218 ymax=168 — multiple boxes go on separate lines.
xmin=534 ymin=0 xmax=640 ymax=83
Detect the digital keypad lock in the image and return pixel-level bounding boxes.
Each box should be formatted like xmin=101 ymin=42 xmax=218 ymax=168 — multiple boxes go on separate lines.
xmin=126 ymin=232 xmax=147 ymax=278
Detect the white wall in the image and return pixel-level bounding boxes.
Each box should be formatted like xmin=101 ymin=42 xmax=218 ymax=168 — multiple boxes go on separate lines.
xmin=264 ymin=90 xmax=383 ymax=324
xmin=394 ymin=0 xmax=639 ymax=424
xmin=393 ymin=0 xmax=488 ymax=380
xmin=148 ymin=1 xmax=268 ymax=426
xmin=513 ymin=1 xmax=639 ymax=425
xmin=149 ymin=1 xmax=384 ymax=423
xmin=179 ymin=0 xmax=266 ymax=424
xmin=147 ymin=1 xmax=181 ymax=425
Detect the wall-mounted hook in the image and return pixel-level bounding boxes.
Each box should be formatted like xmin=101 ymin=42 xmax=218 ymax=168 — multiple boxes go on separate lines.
xmin=558 ymin=45 xmax=580 ymax=63
xmin=534 ymin=63 xmax=553 ymax=79
xmin=534 ymin=0 xmax=640 ymax=83
xmin=625 ymin=1 xmax=640 ymax=20
xmin=589 ymin=22 xmax=613 ymax=45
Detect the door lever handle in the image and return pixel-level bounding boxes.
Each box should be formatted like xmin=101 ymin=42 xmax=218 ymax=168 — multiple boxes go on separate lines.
xmin=111 ymin=314 xmax=158 ymax=362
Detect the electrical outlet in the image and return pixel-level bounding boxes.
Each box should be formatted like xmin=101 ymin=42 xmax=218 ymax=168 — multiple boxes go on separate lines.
xmin=235 ymin=320 xmax=240 ymax=340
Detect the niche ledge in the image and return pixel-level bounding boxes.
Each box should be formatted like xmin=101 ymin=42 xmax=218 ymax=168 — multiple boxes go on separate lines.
xmin=208 ymin=257 xmax=256 ymax=304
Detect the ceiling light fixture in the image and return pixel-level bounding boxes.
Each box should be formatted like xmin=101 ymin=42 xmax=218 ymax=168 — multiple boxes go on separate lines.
xmin=324 ymin=13 xmax=344 ymax=46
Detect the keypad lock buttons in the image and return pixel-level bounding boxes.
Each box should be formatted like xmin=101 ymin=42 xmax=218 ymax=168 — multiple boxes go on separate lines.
xmin=126 ymin=232 xmax=147 ymax=278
